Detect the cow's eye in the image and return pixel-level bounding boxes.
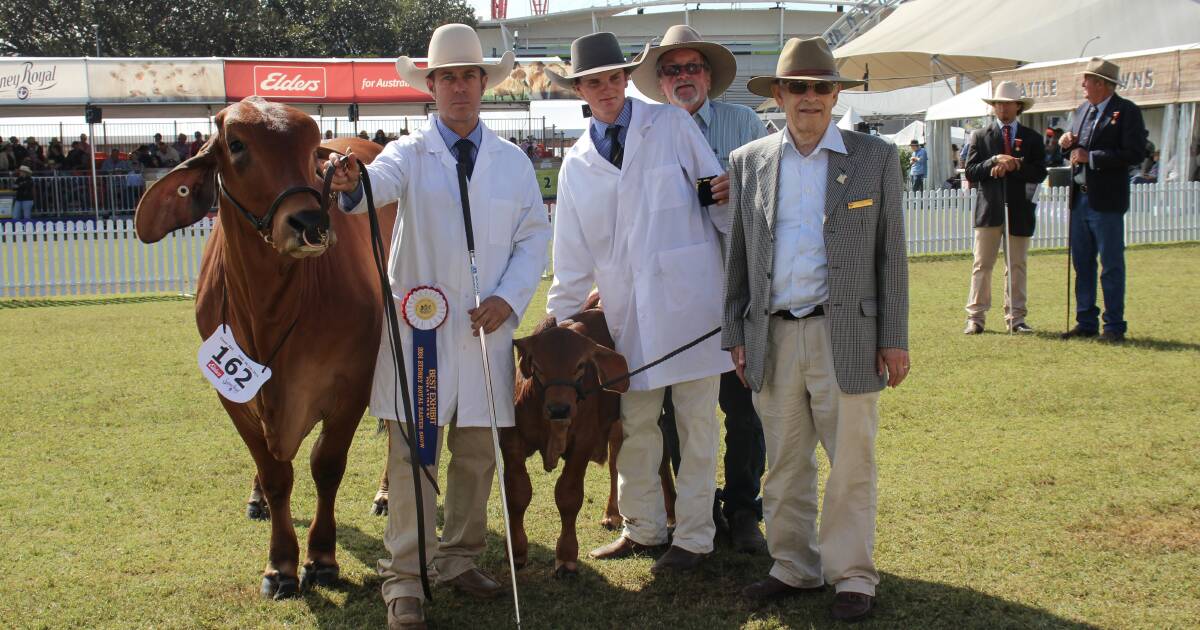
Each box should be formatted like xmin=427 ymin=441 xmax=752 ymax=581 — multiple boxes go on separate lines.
xmin=229 ymin=139 xmax=245 ymax=153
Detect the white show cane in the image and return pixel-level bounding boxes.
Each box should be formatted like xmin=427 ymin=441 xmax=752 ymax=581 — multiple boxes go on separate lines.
xmin=1001 ymin=170 xmax=1015 ymax=335
xmin=453 ymin=159 xmax=523 ymax=628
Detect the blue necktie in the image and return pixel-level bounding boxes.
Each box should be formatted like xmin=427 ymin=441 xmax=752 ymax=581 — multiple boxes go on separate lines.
xmin=1078 ymin=105 xmax=1100 ymax=149
xmin=605 ymin=125 xmax=623 ymax=168
xmin=454 ymin=138 xmax=475 ymax=179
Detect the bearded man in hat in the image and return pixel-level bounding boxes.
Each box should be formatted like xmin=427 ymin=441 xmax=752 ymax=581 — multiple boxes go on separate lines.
xmin=1058 ymin=57 xmax=1147 ymax=343
xmin=544 ymin=32 xmax=729 ymax=574
xmin=631 ymin=24 xmax=769 ymax=553
xmin=962 ymin=81 xmax=1047 ymax=335
xmin=723 ymin=37 xmax=908 ymax=622
xmin=325 ymin=23 xmax=550 ymax=630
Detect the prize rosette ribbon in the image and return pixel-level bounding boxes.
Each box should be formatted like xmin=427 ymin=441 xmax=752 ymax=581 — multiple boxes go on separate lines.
xmin=402 ymin=286 xmax=449 ymax=466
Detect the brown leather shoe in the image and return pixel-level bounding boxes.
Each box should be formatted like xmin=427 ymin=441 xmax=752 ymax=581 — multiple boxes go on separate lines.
xmin=728 ymin=511 xmax=766 ymax=554
xmin=741 ymin=576 xmax=827 ymax=603
xmin=588 ymin=535 xmax=663 ymax=560
xmin=830 ymin=591 xmax=873 ymax=622
xmin=387 ymin=597 xmax=426 ymax=630
xmin=443 ymin=567 xmax=503 ymax=599
xmin=649 ymin=545 xmax=707 ymax=574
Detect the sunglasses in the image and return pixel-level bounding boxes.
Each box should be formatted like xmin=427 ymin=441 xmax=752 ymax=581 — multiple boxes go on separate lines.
xmin=778 ymin=80 xmax=836 ymax=95
xmin=658 ymin=62 xmax=709 ymax=77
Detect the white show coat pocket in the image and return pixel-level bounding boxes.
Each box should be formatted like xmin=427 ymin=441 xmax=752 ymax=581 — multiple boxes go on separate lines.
xmin=488 ymin=199 xmax=517 ymax=245
xmin=645 ymin=165 xmax=693 ymax=212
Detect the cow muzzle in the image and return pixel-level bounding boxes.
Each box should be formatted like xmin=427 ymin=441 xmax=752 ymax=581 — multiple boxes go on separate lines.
xmin=283 ymin=209 xmax=334 ymax=257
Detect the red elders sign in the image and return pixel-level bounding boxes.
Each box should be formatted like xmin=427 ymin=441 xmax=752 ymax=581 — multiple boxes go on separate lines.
xmin=224 ymin=61 xmax=354 ymax=102
xmin=352 ymin=61 xmax=430 ymax=103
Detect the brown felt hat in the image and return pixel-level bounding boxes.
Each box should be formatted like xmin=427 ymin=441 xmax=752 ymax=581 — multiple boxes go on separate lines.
xmin=1079 ymin=56 xmax=1120 ymax=85
xmin=747 ymin=37 xmax=863 ymax=98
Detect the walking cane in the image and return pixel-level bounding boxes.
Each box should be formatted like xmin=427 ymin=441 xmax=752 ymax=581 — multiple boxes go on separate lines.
xmin=1066 ymin=163 xmax=1077 ymax=334
xmin=1001 ymin=173 xmax=1015 ymax=335
xmin=453 ymin=161 xmax=523 ymax=628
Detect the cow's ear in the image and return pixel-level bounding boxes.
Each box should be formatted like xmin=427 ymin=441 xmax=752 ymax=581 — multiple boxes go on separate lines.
xmin=134 ymin=131 xmax=220 ymax=243
xmin=513 ymin=335 xmax=535 ymax=378
xmin=590 ymin=344 xmax=629 ymax=393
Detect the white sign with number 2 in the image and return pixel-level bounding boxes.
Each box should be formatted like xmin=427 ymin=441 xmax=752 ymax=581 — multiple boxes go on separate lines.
xmin=197 ymin=325 xmax=272 ymax=403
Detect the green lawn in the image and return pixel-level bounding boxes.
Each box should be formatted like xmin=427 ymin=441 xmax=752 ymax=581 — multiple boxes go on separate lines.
xmin=2 ymin=244 xmax=1197 ymax=629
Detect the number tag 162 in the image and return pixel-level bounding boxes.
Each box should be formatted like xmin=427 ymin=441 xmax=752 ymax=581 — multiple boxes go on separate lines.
xmin=197 ymin=325 xmax=272 ymax=403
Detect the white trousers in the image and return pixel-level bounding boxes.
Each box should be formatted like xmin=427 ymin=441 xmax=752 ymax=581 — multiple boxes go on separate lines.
xmin=618 ymin=375 xmax=720 ymax=554
xmin=753 ymin=316 xmax=881 ymax=596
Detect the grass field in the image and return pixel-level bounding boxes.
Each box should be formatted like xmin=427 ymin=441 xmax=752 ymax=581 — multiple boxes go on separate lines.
xmin=2 ymin=243 xmax=1198 ymax=629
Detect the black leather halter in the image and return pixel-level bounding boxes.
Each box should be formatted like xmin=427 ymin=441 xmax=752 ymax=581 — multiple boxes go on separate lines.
xmin=217 ymin=164 xmax=336 ymax=242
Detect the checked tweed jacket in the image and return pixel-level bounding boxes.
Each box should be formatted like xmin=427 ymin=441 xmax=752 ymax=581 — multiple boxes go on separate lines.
xmin=721 ymin=128 xmax=908 ymax=395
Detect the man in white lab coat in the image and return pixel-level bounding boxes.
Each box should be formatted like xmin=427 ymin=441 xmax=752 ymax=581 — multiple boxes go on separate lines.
xmin=544 ymin=32 xmax=729 ymax=574
xmin=327 ymin=24 xmax=550 ymax=630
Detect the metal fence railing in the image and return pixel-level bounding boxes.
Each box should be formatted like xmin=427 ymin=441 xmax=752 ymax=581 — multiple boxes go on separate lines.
xmin=0 ymin=173 xmax=146 ymax=220
xmin=3 ymin=182 xmax=1198 ymax=298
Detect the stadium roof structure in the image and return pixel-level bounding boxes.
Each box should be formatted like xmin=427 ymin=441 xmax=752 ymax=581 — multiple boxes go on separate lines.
xmin=833 ymin=0 xmax=1200 ymax=91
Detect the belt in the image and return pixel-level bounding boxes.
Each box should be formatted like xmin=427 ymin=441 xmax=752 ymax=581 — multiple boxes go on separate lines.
xmin=773 ymin=305 xmax=824 ymax=320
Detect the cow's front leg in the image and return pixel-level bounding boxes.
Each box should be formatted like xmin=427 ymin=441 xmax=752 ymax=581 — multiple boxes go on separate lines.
xmin=501 ymin=428 xmax=532 ymax=570
xmin=554 ymin=450 xmax=590 ymax=578
xmin=252 ymin=453 xmax=300 ymax=599
xmin=601 ymin=421 xmax=623 ymax=529
xmin=301 ymin=420 xmax=356 ymax=591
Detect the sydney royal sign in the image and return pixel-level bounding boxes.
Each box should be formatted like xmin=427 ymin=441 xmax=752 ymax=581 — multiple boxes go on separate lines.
xmin=0 ymin=59 xmax=88 ymax=104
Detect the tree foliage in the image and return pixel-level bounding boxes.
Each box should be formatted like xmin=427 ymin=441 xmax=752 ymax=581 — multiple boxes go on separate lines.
xmin=0 ymin=0 xmax=478 ymax=58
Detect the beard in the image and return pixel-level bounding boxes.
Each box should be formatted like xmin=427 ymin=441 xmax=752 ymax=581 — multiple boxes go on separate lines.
xmin=671 ymin=83 xmax=705 ymax=108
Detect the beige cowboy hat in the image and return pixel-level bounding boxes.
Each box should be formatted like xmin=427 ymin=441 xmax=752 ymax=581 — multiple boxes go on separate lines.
xmin=747 ymin=36 xmax=864 ymax=98
xmin=18 ymin=165 xmax=32 ymax=174
xmin=630 ymin=25 xmax=737 ymax=103
xmin=1079 ymin=56 xmax=1120 ymax=85
xmin=395 ymin=23 xmax=515 ymax=96
xmin=982 ymin=80 xmax=1034 ymax=110
xmin=546 ymin=32 xmax=649 ymax=91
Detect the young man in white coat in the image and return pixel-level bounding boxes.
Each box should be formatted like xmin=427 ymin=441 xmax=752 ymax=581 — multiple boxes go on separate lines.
xmin=326 ymin=24 xmax=550 ymax=630
xmin=544 ymin=32 xmax=729 ymax=574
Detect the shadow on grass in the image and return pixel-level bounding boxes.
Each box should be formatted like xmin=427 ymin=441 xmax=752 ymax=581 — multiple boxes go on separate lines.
xmin=0 ymin=294 xmax=191 ymax=308
xmin=289 ymin=523 xmax=1099 ymax=630
xmin=1030 ymin=330 xmax=1200 ymax=352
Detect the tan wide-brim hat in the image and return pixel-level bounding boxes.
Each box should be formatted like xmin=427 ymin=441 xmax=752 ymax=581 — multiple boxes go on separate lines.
xmin=1079 ymin=56 xmax=1120 ymax=85
xmin=982 ymin=80 xmax=1034 ymax=110
xmin=546 ymin=32 xmax=649 ymax=91
xmin=18 ymin=165 xmax=33 ymax=174
xmin=630 ymin=25 xmax=737 ymax=103
xmin=747 ymin=36 xmax=864 ymax=98
xmin=395 ymin=23 xmax=515 ymax=96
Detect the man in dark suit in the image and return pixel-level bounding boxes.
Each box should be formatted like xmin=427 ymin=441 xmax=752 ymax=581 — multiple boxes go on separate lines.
xmin=963 ymin=81 xmax=1047 ymax=334
xmin=723 ymin=37 xmax=908 ymax=623
xmin=1058 ymin=57 xmax=1147 ymax=342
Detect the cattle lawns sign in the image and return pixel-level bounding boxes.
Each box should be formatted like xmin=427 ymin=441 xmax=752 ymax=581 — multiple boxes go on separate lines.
xmin=0 ymin=59 xmax=88 ymax=105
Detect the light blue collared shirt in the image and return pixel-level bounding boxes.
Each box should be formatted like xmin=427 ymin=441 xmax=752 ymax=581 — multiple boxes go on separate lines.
xmin=1083 ymin=94 xmax=1114 ymax=170
xmin=770 ymin=122 xmax=847 ymax=317
xmin=692 ymin=98 xmax=768 ymax=168
xmin=588 ymin=98 xmax=632 ymax=164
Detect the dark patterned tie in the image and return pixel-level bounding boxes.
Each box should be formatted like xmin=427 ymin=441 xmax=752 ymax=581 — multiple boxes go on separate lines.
xmin=454 ymin=138 xmax=475 ymax=179
xmin=1002 ymin=124 xmax=1012 ymax=155
xmin=1078 ymin=105 xmax=1100 ymax=149
xmin=605 ymin=125 xmax=623 ymax=169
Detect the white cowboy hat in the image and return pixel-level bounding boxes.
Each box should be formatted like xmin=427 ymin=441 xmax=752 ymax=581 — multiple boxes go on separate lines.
xmin=395 ymin=24 xmax=515 ymax=96
xmin=18 ymin=165 xmax=33 ymax=174
xmin=630 ymin=25 xmax=737 ymax=103
xmin=982 ymin=80 xmax=1035 ymax=110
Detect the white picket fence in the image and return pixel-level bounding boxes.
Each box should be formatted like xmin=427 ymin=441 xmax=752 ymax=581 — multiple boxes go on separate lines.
xmin=904 ymin=182 xmax=1200 ymax=255
xmin=2 ymin=183 xmax=1198 ymax=298
xmin=1 ymin=217 xmax=212 ymax=297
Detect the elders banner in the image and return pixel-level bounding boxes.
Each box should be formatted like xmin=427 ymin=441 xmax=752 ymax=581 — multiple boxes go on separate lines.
xmin=224 ymin=60 xmax=355 ymax=102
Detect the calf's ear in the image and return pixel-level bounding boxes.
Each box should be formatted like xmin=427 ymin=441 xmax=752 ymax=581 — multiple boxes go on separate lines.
xmin=591 ymin=345 xmax=629 ymax=393
xmin=135 ymin=129 xmax=220 ymax=243
xmin=513 ymin=336 xmax=535 ymax=378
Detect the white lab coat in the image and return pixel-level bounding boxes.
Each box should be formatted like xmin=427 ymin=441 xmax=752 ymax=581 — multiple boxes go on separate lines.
xmin=346 ymin=115 xmax=550 ymax=427
xmin=547 ymin=98 xmax=728 ymax=391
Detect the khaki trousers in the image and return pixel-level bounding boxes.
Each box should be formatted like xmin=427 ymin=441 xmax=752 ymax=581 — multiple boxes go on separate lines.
xmin=618 ymin=375 xmax=720 ymax=554
xmin=379 ymin=419 xmax=495 ymax=603
xmin=966 ymin=226 xmax=1030 ymax=326
xmin=753 ymin=316 xmax=881 ymax=596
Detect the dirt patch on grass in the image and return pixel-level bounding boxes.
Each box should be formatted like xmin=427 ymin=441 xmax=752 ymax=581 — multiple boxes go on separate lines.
xmin=1071 ymin=505 xmax=1200 ymax=553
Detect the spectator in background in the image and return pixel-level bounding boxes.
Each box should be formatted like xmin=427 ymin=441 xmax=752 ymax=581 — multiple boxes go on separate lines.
xmin=24 ymin=138 xmax=46 ymax=170
xmin=156 ymin=141 xmax=181 ymax=167
xmin=78 ymin=134 xmax=92 ymax=155
xmin=8 ymin=136 xmax=28 ymax=164
xmin=101 ymin=148 xmax=129 ymax=172
xmin=1044 ymin=129 xmax=1064 ymax=166
xmin=64 ymin=141 xmax=87 ymax=170
xmin=190 ymin=131 xmax=205 ymax=157
xmin=0 ymin=143 xmax=14 ymax=172
xmin=173 ymin=133 xmax=191 ymax=161
xmin=356 ymin=130 xmax=369 ymax=140
xmin=909 ymin=139 xmax=928 ymax=191
xmin=1132 ymin=149 xmax=1159 ymax=184
xmin=399 ymin=128 xmax=410 ymax=137
xmin=13 ymin=165 xmax=35 ymax=220
xmin=520 ymin=135 xmax=536 ymax=159
xmin=47 ymin=141 xmax=66 ymax=168
xmin=372 ymin=129 xmax=388 ymax=146
xmin=951 ymin=143 xmax=961 ymax=170
xmin=134 ymin=145 xmax=159 ymax=169
xmin=323 ymin=130 xmax=334 ymax=140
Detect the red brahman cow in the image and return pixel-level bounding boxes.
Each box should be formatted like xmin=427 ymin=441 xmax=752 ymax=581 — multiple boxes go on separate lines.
xmin=500 ymin=304 xmax=629 ymax=578
xmin=135 ymin=96 xmax=395 ymax=599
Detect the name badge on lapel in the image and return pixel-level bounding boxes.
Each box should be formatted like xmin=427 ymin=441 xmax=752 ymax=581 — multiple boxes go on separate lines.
xmin=847 ymin=199 xmax=873 ymax=210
